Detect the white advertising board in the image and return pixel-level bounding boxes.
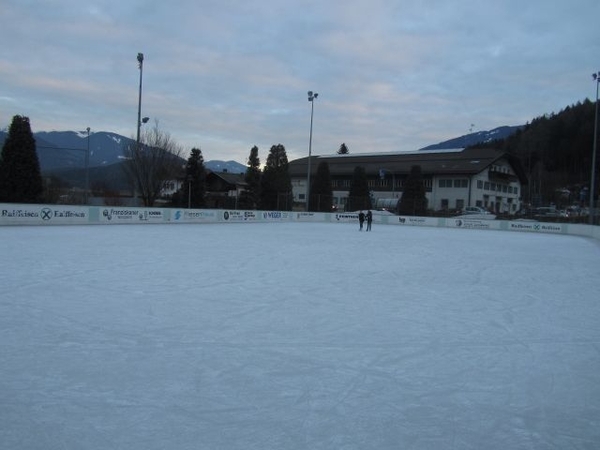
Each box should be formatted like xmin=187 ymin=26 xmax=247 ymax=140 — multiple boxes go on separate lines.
xmin=508 ymin=221 xmax=564 ymax=234
xmin=0 ymin=204 xmax=88 ymax=225
xmin=261 ymin=211 xmax=292 ymax=222
xmin=447 ymin=217 xmax=502 ymax=231
xmin=396 ymin=216 xmax=439 ymax=227
xmin=171 ymin=209 xmax=219 ymax=223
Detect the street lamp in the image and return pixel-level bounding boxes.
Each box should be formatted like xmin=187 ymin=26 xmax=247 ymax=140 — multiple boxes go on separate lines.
xmin=306 ymin=90 xmax=318 ymax=212
xmin=591 ymin=72 xmax=599 ymax=225
xmin=136 ymin=53 xmax=145 ymax=152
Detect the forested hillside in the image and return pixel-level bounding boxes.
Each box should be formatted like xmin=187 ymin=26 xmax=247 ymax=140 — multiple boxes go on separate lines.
xmin=475 ymin=100 xmax=597 ymax=207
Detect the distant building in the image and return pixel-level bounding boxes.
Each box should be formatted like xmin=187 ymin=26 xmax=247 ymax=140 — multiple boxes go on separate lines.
xmin=205 ymin=170 xmax=247 ymax=209
xmin=288 ymin=148 xmax=528 ymax=214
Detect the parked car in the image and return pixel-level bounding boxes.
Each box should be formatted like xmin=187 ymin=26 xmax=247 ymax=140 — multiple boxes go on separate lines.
xmin=462 ymin=206 xmax=492 ymax=215
xmin=534 ymin=207 xmax=568 ymax=218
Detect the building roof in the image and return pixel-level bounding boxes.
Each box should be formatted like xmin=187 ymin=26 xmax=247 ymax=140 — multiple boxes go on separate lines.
xmin=289 ymin=147 xmax=528 ymax=184
xmin=206 ymin=170 xmax=247 ymax=186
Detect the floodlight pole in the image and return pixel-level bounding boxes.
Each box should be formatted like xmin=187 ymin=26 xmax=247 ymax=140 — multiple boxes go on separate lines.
xmin=85 ymin=127 xmax=90 ymax=204
xmin=136 ymin=53 xmax=144 ymax=152
xmin=591 ymin=72 xmax=599 ymax=225
xmin=306 ymin=91 xmax=318 ymax=212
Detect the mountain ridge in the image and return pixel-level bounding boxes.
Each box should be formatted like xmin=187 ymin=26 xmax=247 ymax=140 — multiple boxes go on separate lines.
xmin=0 ymin=130 xmax=247 ymax=174
xmin=0 ymin=126 xmax=524 ymax=173
xmin=419 ymin=125 xmax=523 ymax=150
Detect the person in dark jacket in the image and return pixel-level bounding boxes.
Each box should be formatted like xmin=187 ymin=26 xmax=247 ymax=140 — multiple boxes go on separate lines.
xmin=366 ymin=210 xmax=373 ymax=231
xmin=358 ymin=211 xmax=365 ymax=231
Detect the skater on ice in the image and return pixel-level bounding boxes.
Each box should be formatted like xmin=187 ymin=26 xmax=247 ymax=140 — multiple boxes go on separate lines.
xmin=358 ymin=211 xmax=365 ymax=231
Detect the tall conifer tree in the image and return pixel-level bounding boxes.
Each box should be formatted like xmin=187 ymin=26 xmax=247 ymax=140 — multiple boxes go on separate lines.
xmin=398 ymin=165 xmax=428 ymax=215
xmin=239 ymin=145 xmax=261 ymax=209
xmin=337 ymin=143 xmax=349 ymax=155
xmin=0 ymin=115 xmax=43 ymax=203
xmin=347 ymin=166 xmax=371 ymax=211
xmin=183 ymin=148 xmax=206 ymax=208
xmin=260 ymin=144 xmax=292 ymax=210
xmin=310 ymin=161 xmax=333 ymax=212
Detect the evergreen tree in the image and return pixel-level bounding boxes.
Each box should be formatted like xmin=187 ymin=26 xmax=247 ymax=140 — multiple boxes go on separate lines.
xmin=310 ymin=161 xmax=333 ymax=212
xmin=337 ymin=143 xmax=349 ymax=155
xmin=183 ymin=148 xmax=206 ymax=208
xmin=260 ymin=144 xmax=292 ymax=210
xmin=239 ymin=145 xmax=261 ymax=209
xmin=347 ymin=166 xmax=371 ymax=211
xmin=478 ymin=100 xmax=598 ymax=205
xmin=398 ymin=165 xmax=427 ymax=216
xmin=0 ymin=115 xmax=43 ymax=203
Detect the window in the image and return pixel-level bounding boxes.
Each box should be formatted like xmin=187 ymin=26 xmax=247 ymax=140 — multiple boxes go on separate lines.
xmin=441 ymin=199 xmax=449 ymax=209
xmin=439 ymin=179 xmax=452 ymax=188
xmin=477 ymin=180 xmax=483 ymax=189
xmin=454 ymin=179 xmax=461 ymax=188
xmin=484 ymin=182 xmax=490 ymax=190
xmin=456 ymin=199 xmax=465 ymax=210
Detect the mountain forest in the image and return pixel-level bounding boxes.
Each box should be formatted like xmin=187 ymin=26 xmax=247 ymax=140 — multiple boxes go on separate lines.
xmin=474 ymin=99 xmax=598 ymax=207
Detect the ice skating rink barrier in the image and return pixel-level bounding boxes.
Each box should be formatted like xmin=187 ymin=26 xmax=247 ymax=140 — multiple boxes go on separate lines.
xmin=1 ymin=203 xmax=599 ymax=241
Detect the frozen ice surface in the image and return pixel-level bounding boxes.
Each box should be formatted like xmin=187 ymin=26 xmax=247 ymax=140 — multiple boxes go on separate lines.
xmin=1 ymin=222 xmax=599 ymax=449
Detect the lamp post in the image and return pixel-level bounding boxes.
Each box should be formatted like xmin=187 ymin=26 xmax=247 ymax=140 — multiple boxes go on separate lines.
xmin=306 ymin=90 xmax=318 ymax=212
xmin=136 ymin=53 xmax=144 ymax=153
xmin=85 ymin=127 xmax=90 ymax=204
xmin=591 ymin=72 xmax=599 ymax=225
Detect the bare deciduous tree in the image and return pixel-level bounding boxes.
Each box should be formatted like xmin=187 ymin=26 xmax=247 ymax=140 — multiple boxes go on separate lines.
xmin=123 ymin=121 xmax=184 ymax=206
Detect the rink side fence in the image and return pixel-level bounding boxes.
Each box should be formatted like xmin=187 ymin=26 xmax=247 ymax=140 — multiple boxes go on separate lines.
xmin=1 ymin=203 xmax=599 ymax=241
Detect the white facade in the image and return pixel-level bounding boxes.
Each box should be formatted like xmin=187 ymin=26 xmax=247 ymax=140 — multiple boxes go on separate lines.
xmin=429 ymin=158 xmax=521 ymax=213
xmin=291 ymin=152 xmax=524 ymax=214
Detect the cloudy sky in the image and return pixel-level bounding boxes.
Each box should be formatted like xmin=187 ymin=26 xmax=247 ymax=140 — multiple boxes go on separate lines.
xmin=1 ymin=0 xmax=599 ymax=163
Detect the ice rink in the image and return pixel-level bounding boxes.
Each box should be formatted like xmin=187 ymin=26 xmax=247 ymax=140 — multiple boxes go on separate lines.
xmin=1 ymin=222 xmax=599 ymax=449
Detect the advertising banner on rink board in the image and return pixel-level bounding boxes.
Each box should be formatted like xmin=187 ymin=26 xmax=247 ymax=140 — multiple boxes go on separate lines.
xmin=333 ymin=212 xmax=359 ymax=223
xmin=295 ymin=212 xmax=329 ymax=222
xmin=171 ymin=209 xmax=218 ymax=223
xmin=261 ymin=211 xmax=291 ymax=222
xmin=220 ymin=210 xmax=259 ymax=222
xmin=0 ymin=204 xmax=88 ymax=225
xmin=396 ymin=216 xmax=439 ymax=227
xmin=447 ymin=218 xmax=502 ymax=230
xmin=508 ymin=221 xmax=564 ymax=234
xmin=98 ymin=207 xmax=166 ymax=223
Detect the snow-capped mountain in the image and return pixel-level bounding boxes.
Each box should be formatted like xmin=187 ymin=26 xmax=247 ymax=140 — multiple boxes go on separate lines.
xmin=0 ymin=126 xmax=523 ymax=174
xmin=0 ymin=130 xmax=246 ymax=174
xmin=419 ymin=125 xmax=522 ymax=150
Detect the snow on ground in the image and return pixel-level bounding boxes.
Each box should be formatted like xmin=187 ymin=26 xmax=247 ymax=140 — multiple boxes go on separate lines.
xmin=1 ymin=222 xmax=599 ymax=450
